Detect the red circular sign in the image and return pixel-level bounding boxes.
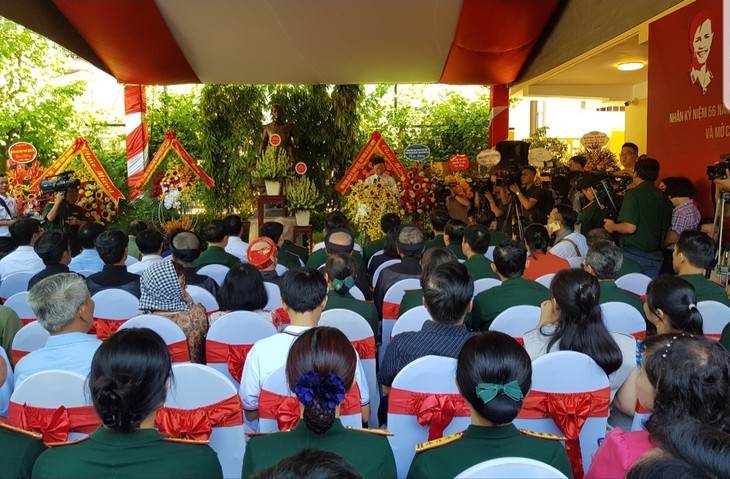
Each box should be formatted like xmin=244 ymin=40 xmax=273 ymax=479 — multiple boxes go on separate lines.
xmin=8 ymin=142 xmax=37 ymax=164
xmin=295 ymin=162 xmax=307 ymax=175
xmin=269 ymin=133 xmax=282 ymax=147
xmin=449 ymin=154 xmax=470 ymax=171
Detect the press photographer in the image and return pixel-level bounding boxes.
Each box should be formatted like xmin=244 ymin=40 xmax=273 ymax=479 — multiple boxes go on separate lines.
xmin=41 ymin=171 xmax=87 ymax=254
xmin=501 ymin=165 xmax=550 ymax=220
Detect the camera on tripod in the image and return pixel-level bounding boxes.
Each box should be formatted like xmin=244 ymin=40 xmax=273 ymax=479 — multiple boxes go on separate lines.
xmin=588 ymin=175 xmax=632 ymax=221
xmin=433 ymin=180 xmax=457 ymax=204
xmin=706 ymin=153 xmax=730 ymax=180
xmin=39 ymin=171 xmax=80 ymax=194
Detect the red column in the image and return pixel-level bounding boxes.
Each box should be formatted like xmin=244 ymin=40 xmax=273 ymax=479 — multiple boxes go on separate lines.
xmin=489 ymin=84 xmax=510 ymax=147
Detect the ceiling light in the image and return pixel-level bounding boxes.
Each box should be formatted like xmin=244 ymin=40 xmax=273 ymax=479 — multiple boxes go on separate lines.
xmin=617 ymin=62 xmax=644 ymax=71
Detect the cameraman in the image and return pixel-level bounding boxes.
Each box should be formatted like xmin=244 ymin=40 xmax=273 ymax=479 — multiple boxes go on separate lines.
xmin=603 ymin=157 xmax=673 ymax=278
xmin=446 ymin=185 xmax=470 ymax=223
xmin=43 ymin=189 xmax=88 ymax=255
xmin=502 ymin=165 xmax=550 ymax=218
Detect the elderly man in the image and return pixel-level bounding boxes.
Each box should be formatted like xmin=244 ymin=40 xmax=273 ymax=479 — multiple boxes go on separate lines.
xmin=170 ymin=230 xmax=218 ymax=296
xmin=374 ymin=224 xmax=424 ymax=315
xmin=14 ymin=273 xmax=100 ymax=385
xmin=248 ymin=236 xmax=281 ymax=286
xmin=583 ymin=240 xmax=645 ymax=316
xmin=260 ymin=222 xmax=300 ymax=269
xmin=275 ymin=217 xmax=309 ymax=265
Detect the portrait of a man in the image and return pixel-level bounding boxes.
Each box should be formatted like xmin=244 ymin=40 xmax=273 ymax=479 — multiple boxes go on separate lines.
xmin=689 ymin=11 xmax=714 ymax=94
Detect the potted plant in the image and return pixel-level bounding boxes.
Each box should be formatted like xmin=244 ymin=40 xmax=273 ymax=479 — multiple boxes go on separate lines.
xmin=252 ymin=147 xmax=292 ymax=195
xmin=286 ymin=176 xmax=323 ymax=225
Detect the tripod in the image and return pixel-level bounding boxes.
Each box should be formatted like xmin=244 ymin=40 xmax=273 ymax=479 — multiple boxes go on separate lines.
xmin=501 ymin=192 xmax=525 ymax=242
xmin=712 ymin=192 xmax=730 ymax=285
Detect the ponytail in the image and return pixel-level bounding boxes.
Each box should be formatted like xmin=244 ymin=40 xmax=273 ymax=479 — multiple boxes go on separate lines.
xmin=646 ymin=275 xmax=704 ymax=335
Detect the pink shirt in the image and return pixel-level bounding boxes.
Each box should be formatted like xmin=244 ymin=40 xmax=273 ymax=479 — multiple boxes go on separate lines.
xmin=585 ymin=428 xmax=654 ymax=479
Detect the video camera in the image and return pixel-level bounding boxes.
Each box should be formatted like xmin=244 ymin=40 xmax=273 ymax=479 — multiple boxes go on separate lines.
xmin=39 ymin=171 xmax=80 ymax=195
xmin=434 ymin=180 xmax=457 ymax=205
xmin=591 ymin=175 xmax=632 ymax=221
xmin=492 ymin=164 xmax=523 ymax=187
xmin=706 ymin=153 xmax=730 ymax=180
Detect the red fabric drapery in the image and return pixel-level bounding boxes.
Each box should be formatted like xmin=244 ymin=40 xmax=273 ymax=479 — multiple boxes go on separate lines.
xmin=205 ymin=341 xmax=254 ymax=383
xmin=92 ymin=318 xmax=126 ymax=341
xmin=382 ymin=302 xmax=399 ymax=320
xmin=351 ymin=337 xmax=376 ymax=360
xmin=167 ymin=340 xmax=190 ymax=363
xmin=259 ymin=384 xmax=362 ymax=431
xmin=8 ymin=402 xmax=100 ymax=445
xmin=155 ymin=394 xmax=243 ymax=441
xmin=388 ymin=387 xmax=470 ymax=441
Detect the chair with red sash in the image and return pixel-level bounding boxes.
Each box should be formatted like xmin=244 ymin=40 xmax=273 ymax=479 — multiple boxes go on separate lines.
xmin=205 ymin=311 xmax=277 ymax=387
xmin=8 ymin=369 xmax=100 ymax=444
xmin=601 ymin=302 xmax=646 ymax=366
xmin=11 ymin=321 xmax=49 ymax=367
xmin=118 ymin=315 xmax=190 ymax=363
xmin=615 ymin=273 xmax=651 ymax=297
xmin=488 ymin=305 xmax=541 ymax=346
xmin=380 ymin=278 xmax=420 ymax=365
xmin=263 ymin=282 xmax=282 ymax=311
xmin=258 ymin=365 xmax=363 ymax=432
xmin=90 ymin=289 xmax=139 ymax=340
xmin=696 ymin=300 xmax=730 ymax=339
xmin=4 ymin=292 xmax=36 ymax=325
xmin=187 ymin=285 xmax=220 ymax=317
xmin=473 ymin=278 xmax=501 ymax=297
xmin=0 ymin=272 xmax=34 ymax=302
xmin=456 ymin=457 xmax=569 ymax=479
xmin=392 ymin=305 xmax=431 ymax=338
xmin=387 ymin=355 xmax=471 ymax=478
xmin=197 ymin=264 xmax=229 ymax=287
xmin=320 ymin=308 xmax=379 ymax=427
xmin=630 ymin=399 xmax=651 ymax=432
xmin=155 ymin=363 xmax=245 ymax=478
xmin=0 ymin=347 xmax=13 ymax=418
xmin=514 ymin=351 xmax=610 ymax=479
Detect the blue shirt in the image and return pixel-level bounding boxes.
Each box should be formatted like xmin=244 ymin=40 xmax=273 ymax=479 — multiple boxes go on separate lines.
xmin=69 ymin=249 xmax=104 ymax=273
xmin=14 ymin=332 xmax=101 ymax=386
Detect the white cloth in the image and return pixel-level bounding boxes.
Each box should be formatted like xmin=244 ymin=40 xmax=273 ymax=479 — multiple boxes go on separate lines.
xmin=0 ymin=246 xmax=44 ymax=281
xmin=0 ymin=195 xmax=17 ymax=238
xmin=549 ymin=231 xmax=588 ymax=259
xmin=239 ymin=325 xmax=370 ymax=411
xmin=14 ymin=332 xmax=102 ymax=387
xmin=225 ymin=236 xmax=249 ymax=263
xmin=522 ymin=325 xmax=636 ymax=399
xmin=128 ymin=255 xmax=163 ymax=275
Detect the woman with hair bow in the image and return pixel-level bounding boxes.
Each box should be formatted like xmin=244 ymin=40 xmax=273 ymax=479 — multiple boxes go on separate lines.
xmin=322 ymin=253 xmax=378 ymax=336
xmin=242 ymin=327 xmax=396 ymax=479
xmin=407 ymin=331 xmax=572 ymax=478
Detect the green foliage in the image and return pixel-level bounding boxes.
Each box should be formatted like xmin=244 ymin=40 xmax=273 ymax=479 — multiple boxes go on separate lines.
xmin=252 ymin=146 xmax=291 ymax=180
xmin=524 ymin=126 xmax=568 ymax=162
xmin=286 ymin=176 xmax=323 ymax=210
xmin=147 ymin=86 xmax=204 ymax=163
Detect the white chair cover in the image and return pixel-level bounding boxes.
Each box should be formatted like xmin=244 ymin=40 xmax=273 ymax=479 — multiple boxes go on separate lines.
xmin=164 ymin=363 xmax=245 ymax=479
xmin=11 ymin=321 xmax=49 ymax=368
xmin=197 ymin=264 xmax=230 ymax=286
xmin=367 ymin=250 xmax=385 ymax=270
xmin=274 ymin=264 xmax=288 ymax=276
xmin=0 ymin=272 xmax=34 ymax=302
xmin=320 ymin=309 xmax=379 ymax=427
xmin=473 ymin=278 xmax=501 ymax=297
xmin=615 ymin=273 xmax=652 ymax=296
xmin=392 ymin=306 xmax=431 ymax=338
xmin=600 ymin=302 xmax=646 ymax=339
xmin=118 ymin=314 xmax=190 ymax=363
xmin=485 ymin=246 xmax=495 ymax=261
xmin=205 ymin=311 xmax=277 ymax=386
xmin=456 ymin=457 xmax=568 ymax=479
xmin=187 ymin=285 xmax=220 ymax=314
xmin=380 ymin=278 xmax=420 ymax=365
xmin=535 ymin=273 xmax=556 ymax=289
xmin=387 ymin=355 xmax=469 ymax=478
xmin=489 ymin=306 xmax=541 ymax=344
xmin=372 ymin=258 xmax=400 ymax=291
xmin=696 ymin=300 xmax=730 ymax=338
xmin=349 ymin=285 xmax=366 ymax=301
xmin=124 ymin=255 xmax=139 ymax=265
xmin=91 ymin=289 xmax=140 ymax=339
xmin=263 ymin=282 xmax=282 ymax=311
xmin=4 ymin=292 xmax=36 ymax=325
xmin=567 ymin=256 xmax=584 ymax=268
xmin=0 ymin=347 xmax=13 ymax=418
xmin=514 ymin=351 xmax=610 ymax=474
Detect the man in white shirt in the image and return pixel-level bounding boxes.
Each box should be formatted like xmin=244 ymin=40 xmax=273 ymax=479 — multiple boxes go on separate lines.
xmin=240 ymin=267 xmax=370 ymax=424
xmin=0 ymin=218 xmax=44 ymax=281
xmin=547 ymin=204 xmax=588 ymax=260
xmin=14 ymin=273 xmax=101 ymax=386
xmin=0 ymin=174 xmax=18 ymax=254
xmin=364 ymin=155 xmax=397 ymax=190
xmin=128 ymin=228 xmax=164 ymax=275
xmin=224 ymin=214 xmax=248 ymax=262
xmin=68 ymin=222 xmax=105 ymax=273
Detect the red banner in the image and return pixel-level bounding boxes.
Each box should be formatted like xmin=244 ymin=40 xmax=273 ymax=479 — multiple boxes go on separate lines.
xmin=336 ymin=131 xmax=407 ymax=194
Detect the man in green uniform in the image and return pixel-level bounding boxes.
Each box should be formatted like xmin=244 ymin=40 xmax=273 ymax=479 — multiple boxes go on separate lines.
xmin=586 ymin=228 xmax=642 ymax=277
xmin=673 ymin=230 xmax=729 ymax=305
xmin=471 ymin=240 xmax=548 ymax=331
xmin=604 ymin=157 xmax=673 ymax=278
xmin=0 ymin=422 xmax=47 ymax=478
xmin=193 ymin=220 xmax=241 ymax=271
xmin=444 ymin=219 xmax=467 ymax=261
xmin=363 ymin=213 xmax=401 ymax=263
xmin=474 ymin=208 xmax=508 ymax=245
xmin=275 ymin=217 xmax=309 ymax=264
xmin=424 ymin=210 xmax=449 ymax=250
xmin=260 ymin=221 xmax=300 ymax=269
xmin=462 ymin=224 xmax=499 ymax=281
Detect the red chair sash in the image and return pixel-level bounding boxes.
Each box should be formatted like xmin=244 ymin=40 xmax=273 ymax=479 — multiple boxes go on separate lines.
xmin=271 ymin=308 xmax=289 ymax=329
xmin=382 ymin=302 xmax=399 ymax=320
xmin=514 ymin=337 xmax=525 ymax=346
xmin=11 ymin=349 xmax=29 ymax=366
xmin=155 ymin=394 xmax=243 ymax=441
xmin=93 ymin=317 xmax=126 ymax=341
xmin=351 ymin=337 xmax=376 ymax=360
xmin=706 ymin=332 xmax=722 ymax=340
xmin=517 ymin=387 xmax=610 ymax=479
xmin=632 ymin=331 xmax=646 ymax=340
xmin=168 ymin=340 xmax=191 ymax=363
xmin=8 ymin=401 xmax=100 ymax=445
xmin=20 ymin=318 xmax=35 ymax=326
xmin=635 ymin=400 xmax=651 ymax=414
xmin=205 ymin=341 xmax=254 ymax=383
xmin=388 ymin=387 xmax=470 ymax=441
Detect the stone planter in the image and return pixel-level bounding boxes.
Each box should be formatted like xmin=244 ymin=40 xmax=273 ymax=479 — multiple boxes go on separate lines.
xmin=295 ymin=210 xmax=311 ymax=226
xmin=264 ymin=180 xmax=281 ymax=196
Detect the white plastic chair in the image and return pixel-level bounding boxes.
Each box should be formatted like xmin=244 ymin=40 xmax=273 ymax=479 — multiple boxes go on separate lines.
xmin=380 ymin=278 xmax=420 ymax=365
xmin=312 ymin=241 xmax=325 ymax=252
xmin=10 ymin=370 xmax=98 ymax=441
xmin=600 ymin=302 xmax=646 ymax=339
xmin=615 ymin=273 xmax=652 ymax=296
xmin=11 ymin=321 xmax=49 ymax=367
xmin=367 ymin=249 xmax=385 ymax=270
xmin=187 ymin=285 xmax=220 ymax=315
xmin=349 ymin=285 xmax=366 ymax=301
xmin=274 ymin=264 xmax=288 ymax=276
xmin=162 ymin=363 xmax=245 ymax=479
xmin=0 ymin=347 xmax=14 ymax=418
xmin=124 ymin=255 xmax=139 ymax=265
xmin=456 ymin=457 xmax=568 ymax=479
xmin=197 ymin=264 xmax=230 ymax=287
xmin=535 ymin=273 xmax=556 ymax=289
xmin=514 ymin=351 xmax=610 ymax=474
xmin=118 ymin=314 xmax=190 ymax=363
xmin=489 ymin=305 xmax=541 ymax=345
xmin=91 ymin=289 xmax=140 ymax=340
xmin=372 ymin=258 xmax=400 ymax=291
xmin=387 ymin=356 xmax=470 ymax=478
xmin=320 ymin=309 xmax=379 ymax=427
xmin=392 ymin=306 xmax=431 ymax=338
xmin=567 ymin=256 xmax=584 ymax=268
xmin=4 ymin=292 xmax=36 ymax=325
xmin=263 ymin=282 xmax=282 ymax=311
xmin=473 ymin=278 xmax=501 ymax=297
xmin=485 ymin=246 xmax=495 ymax=261
xmin=205 ymin=311 xmax=277 ymax=386
xmin=696 ymin=300 xmax=730 ymax=339
xmin=0 ymin=272 xmax=34 ymax=302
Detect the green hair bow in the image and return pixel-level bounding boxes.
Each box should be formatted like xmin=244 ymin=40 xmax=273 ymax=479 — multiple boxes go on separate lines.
xmin=475 ymin=381 xmax=524 ymax=404
xmin=332 ymin=275 xmax=355 ymax=292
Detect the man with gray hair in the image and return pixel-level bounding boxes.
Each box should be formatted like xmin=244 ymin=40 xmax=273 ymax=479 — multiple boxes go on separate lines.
xmin=14 ymin=273 xmax=100 ymax=386
xmin=170 ymin=229 xmax=218 ymax=296
xmin=275 ymin=217 xmax=309 ymax=264
xmin=374 ymin=224 xmax=424 ymax=316
xmin=583 ymin=240 xmax=645 ymax=319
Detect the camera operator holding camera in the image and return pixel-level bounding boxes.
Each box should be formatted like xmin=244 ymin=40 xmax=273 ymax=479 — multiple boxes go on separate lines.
xmin=43 ymin=188 xmax=87 ymax=255
xmin=446 ymin=185 xmax=470 ymax=223
xmin=501 ymin=165 xmax=550 ymax=219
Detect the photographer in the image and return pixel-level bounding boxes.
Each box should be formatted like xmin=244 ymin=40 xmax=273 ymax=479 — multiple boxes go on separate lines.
xmin=446 ymin=185 xmax=470 ymax=223
xmin=0 ymin=173 xmax=18 ymax=253
xmin=43 ymin=188 xmax=88 ymax=255
xmin=502 ymin=166 xmax=550 ymax=219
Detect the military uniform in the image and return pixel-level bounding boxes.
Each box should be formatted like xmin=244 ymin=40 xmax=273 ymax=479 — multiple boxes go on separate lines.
xmin=276 ymin=248 xmax=301 ymax=269
xmin=193 ymin=246 xmax=241 ymax=271
xmin=398 ymin=288 xmax=423 ymax=317
xmin=242 ymin=420 xmax=396 ymax=479
xmin=363 ymin=237 xmax=386 ymax=263
xmin=306 ymin=249 xmax=367 ymax=272
xmin=447 ymin=243 xmax=467 ymax=261
xmin=720 ymin=322 xmax=730 ymax=350
xmin=618 ymin=255 xmax=643 ymax=277
xmin=489 ymin=229 xmax=509 ymax=246
xmin=324 ymin=290 xmax=379 ymax=336
xmin=471 ymin=277 xmax=549 ymax=331
xmin=32 ymin=427 xmax=222 ymax=479
xmin=465 ymin=254 xmax=499 ymax=281
xmin=424 ymin=234 xmax=445 ymax=251
xmin=580 ymin=201 xmax=604 ymax=236
xmin=0 ymin=422 xmax=46 ymax=479
xmin=280 ymin=239 xmax=308 ymax=264
xmin=0 ymin=305 xmax=22 ymax=365
xmin=407 ymin=424 xmax=573 ymax=479
xmin=680 ymin=274 xmax=729 ymax=306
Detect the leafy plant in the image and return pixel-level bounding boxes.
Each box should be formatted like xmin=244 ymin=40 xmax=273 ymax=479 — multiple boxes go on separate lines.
xmin=251 ymin=146 xmax=292 ymax=181
xmin=286 ymin=176 xmax=323 ymax=211
xmin=523 ymin=126 xmax=568 ymax=163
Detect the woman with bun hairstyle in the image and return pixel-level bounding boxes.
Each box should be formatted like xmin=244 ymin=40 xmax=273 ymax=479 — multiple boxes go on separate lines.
xmin=242 ymin=326 xmax=396 ymax=479
xmin=32 ymin=328 xmax=222 ymax=478
xmin=586 ymin=334 xmax=730 ymax=478
xmin=323 ymin=253 xmax=378 ymax=336
xmin=522 ymin=223 xmax=570 ymax=281
xmin=407 ymin=332 xmax=572 ymax=479
xmin=523 ymin=268 xmax=635 ymax=397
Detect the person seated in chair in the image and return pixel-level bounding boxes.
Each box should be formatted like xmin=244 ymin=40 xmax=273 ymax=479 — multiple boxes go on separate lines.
xmin=322 ymin=229 xmax=371 ymax=300
xmin=274 ymin=217 xmax=308 ymax=265
xmin=28 ymin=231 xmax=75 ymax=289
xmin=462 ymin=224 xmax=499 ymax=281
xmin=260 ymin=221 xmax=300 ymax=269
xmin=86 ymin=229 xmax=141 ymax=298
xmin=0 ymin=218 xmax=43 ymax=281
xmin=546 ymin=204 xmax=588 ymax=259
xmin=169 ymin=229 xmax=218 ymax=296
xmin=398 ymin=247 xmax=458 ymax=318
xmin=323 ymin=253 xmax=378 ymax=336
xmin=373 ymin=225 xmax=424 ymax=316
xmin=126 ymin=219 xmax=148 ymax=261
xmin=307 ymin=212 xmax=365 ymax=270
xmin=673 ymin=230 xmax=729 ymax=305
xmin=247 ymin=237 xmax=281 ymax=286
xmin=424 ymin=210 xmax=450 ymax=250
xmin=193 ymin=220 xmax=241 ymax=271
xmin=223 ymin=214 xmax=248 ymax=263
xmin=363 ymin=213 xmax=401 ymax=264
xmin=68 ymin=222 xmax=105 ymax=273
xmin=127 ymin=228 xmax=164 ymax=275
xmin=443 ymin=219 xmax=467 ymax=261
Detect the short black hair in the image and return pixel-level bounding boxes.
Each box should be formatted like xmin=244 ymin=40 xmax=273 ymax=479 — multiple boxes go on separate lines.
xmin=260 ymin=222 xmax=283 ymax=244
xmin=324 ymin=211 xmax=348 ymax=232
xmin=554 ymin=204 xmax=578 ymax=231
xmin=522 ymin=165 xmax=537 ymax=175
xmin=635 ymin=157 xmax=660 ymax=182
xmin=569 ymin=155 xmax=587 ymax=168
xmin=217 ymin=263 xmax=267 ymax=312
xmin=430 ymin=210 xmax=450 ymax=232
xmin=224 ymin=215 xmax=243 ymax=237
xmin=203 ymin=220 xmax=227 ymax=243
xmin=380 ymin=213 xmax=401 ymax=235
xmin=493 ymin=240 xmax=527 ymax=278
xmin=370 ymin=155 xmax=385 ymax=165
xmin=127 ymin=220 xmax=148 ymax=236
xmin=523 ymin=223 xmax=550 ymax=255
xmin=474 ymin=209 xmax=495 ymax=228
xmin=280 ymin=267 xmax=327 ymax=313
xmin=423 ymin=262 xmax=473 ymax=325
xmin=463 ymin=224 xmax=491 ymax=255
xmin=444 ymin=219 xmax=466 ymax=244
xmin=34 ymin=230 xmax=68 ymax=264
xmin=135 ymin=229 xmax=163 ymax=255
xmin=94 ymin=229 xmax=128 ymax=264
xmin=622 ymin=142 xmax=639 ymax=154
xmin=676 ymin=230 xmax=716 ymax=270
xmin=251 ymin=448 xmax=362 ymax=479
xmin=78 ymin=222 xmax=105 ymax=250
xmin=664 ymin=177 xmax=695 ymax=199
xmin=10 ymin=218 xmax=40 ymax=246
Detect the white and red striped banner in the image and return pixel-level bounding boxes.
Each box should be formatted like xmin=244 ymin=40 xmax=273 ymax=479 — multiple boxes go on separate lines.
xmin=124 ymin=85 xmax=149 ymax=198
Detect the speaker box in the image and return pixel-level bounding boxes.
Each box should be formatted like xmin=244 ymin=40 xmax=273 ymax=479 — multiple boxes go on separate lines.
xmin=495 ymin=141 xmax=529 ymax=167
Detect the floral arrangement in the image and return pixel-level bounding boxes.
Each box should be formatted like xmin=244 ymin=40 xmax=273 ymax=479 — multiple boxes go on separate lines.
xmin=444 ymin=172 xmax=474 ymax=200
xmin=286 ymin=176 xmax=323 ymax=211
xmin=75 ymin=169 xmax=121 ymax=223
xmin=6 ymin=160 xmax=43 ymax=217
xmin=399 ymin=165 xmax=437 ymax=219
xmin=251 ymin=147 xmax=292 ymax=181
xmin=576 ymin=143 xmax=620 ymax=172
xmin=150 ymin=165 xmax=196 ymax=210
xmin=343 ymin=179 xmax=400 ymax=242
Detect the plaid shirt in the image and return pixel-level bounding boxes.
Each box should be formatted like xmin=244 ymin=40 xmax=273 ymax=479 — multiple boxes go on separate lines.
xmin=671 ymin=199 xmax=700 ymax=235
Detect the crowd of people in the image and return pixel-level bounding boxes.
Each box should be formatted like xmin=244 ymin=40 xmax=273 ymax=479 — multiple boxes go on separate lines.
xmin=0 ymin=144 xmax=729 ymax=478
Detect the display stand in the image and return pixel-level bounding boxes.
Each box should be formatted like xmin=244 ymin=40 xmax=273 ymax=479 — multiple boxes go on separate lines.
xmin=257 ymin=195 xmax=286 ymax=228
xmin=292 ymin=226 xmax=313 ymax=253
